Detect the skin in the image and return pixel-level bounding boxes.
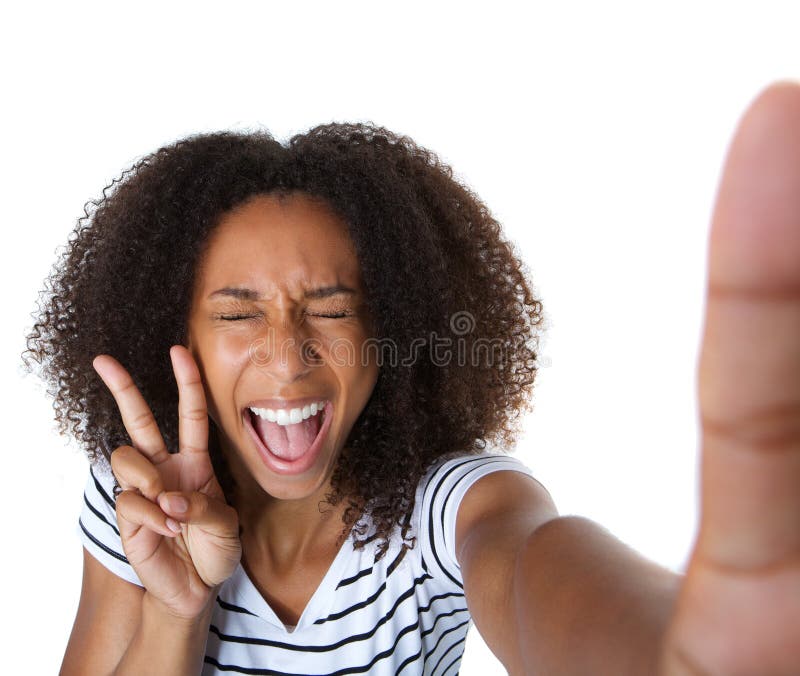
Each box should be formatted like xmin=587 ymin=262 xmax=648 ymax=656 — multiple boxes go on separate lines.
xmin=185 ymin=193 xmax=380 ymax=620
xmin=61 ymin=81 xmax=800 ymax=675
xmin=458 ymin=81 xmax=800 ymax=674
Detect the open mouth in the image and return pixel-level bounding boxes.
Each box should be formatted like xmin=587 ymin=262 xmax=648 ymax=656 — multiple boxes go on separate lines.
xmin=243 ymin=402 xmax=333 ymax=475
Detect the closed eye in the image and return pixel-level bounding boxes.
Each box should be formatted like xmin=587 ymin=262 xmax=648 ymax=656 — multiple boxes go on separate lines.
xmin=307 ymin=311 xmax=353 ymax=319
xmin=215 ymin=312 xmax=353 ymax=321
xmin=215 ymin=314 xmax=259 ymax=321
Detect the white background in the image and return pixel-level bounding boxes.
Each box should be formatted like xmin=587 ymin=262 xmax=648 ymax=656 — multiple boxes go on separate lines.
xmin=3 ymin=2 xmax=798 ymax=673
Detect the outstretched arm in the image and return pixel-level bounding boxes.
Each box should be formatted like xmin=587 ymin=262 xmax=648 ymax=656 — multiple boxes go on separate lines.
xmin=457 ymin=472 xmax=680 ymax=674
xmin=458 ymin=81 xmax=800 ymax=675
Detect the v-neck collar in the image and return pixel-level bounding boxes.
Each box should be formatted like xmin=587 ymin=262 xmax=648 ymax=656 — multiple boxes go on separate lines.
xmin=226 ymin=529 xmax=357 ymax=634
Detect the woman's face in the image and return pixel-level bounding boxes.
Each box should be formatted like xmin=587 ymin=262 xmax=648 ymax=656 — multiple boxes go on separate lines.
xmin=187 ymin=193 xmax=379 ymax=502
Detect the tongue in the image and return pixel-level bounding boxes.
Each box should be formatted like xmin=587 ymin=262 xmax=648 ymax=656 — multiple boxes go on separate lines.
xmin=252 ymin=411 xmax=322 ymax=461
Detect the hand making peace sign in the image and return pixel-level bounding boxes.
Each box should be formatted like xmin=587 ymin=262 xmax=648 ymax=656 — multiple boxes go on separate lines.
xmin=92 ymin=345 xmax=241 ymax=620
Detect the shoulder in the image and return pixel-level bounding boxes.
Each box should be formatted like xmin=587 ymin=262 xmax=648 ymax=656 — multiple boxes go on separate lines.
xmin=446 ymin=455 xmax=558 ymax=672
xmin=416 ymin=451 xmax=550 ymax=517
xmin=78 ymin=460 xmax=143 ymax=587
xmin=453 ymin=457 xmax=557 ymax=568
xmin=412 ymin=452 xmax=556 ymax=588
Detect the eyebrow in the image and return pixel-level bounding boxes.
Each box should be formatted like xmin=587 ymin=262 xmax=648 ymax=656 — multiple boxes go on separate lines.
xmin=207 ymin=285 xmax=357 ymax=301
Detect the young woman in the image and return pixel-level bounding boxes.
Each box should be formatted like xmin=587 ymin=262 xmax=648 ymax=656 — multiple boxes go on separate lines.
xmin=24 ymin=82 xmax=800 ymax=675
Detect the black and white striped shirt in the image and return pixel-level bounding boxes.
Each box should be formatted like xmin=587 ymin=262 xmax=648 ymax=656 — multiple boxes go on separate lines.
xmin=78 ymin=452 xmax=535 ymax=675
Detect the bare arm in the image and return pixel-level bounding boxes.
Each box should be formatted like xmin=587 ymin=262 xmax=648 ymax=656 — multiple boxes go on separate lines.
xmin=512 ymin=514 xmax=680 ymax=675
xmin=61 ymin=549 xmax=217 ymax=676
xmin=456 ymin=470 xmax=680 ymax=675
xmin=113 ymin=585 xmax=217 ymax=675
xmin=61 ymin=550 xmax=142 ymax=675
xmin=459 ymin=82 xmax=800 ymax=676
xmin=61 ymin=346 xmax=240 ymax=674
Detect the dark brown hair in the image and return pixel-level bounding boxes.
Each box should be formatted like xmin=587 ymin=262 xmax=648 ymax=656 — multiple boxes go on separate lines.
xmin=22 ymin=123 xmax=545 ymax=559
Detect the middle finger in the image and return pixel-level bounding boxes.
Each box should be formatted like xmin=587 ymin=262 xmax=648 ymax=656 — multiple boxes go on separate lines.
xmin=170 ymin=345 xmax=210 ymax=456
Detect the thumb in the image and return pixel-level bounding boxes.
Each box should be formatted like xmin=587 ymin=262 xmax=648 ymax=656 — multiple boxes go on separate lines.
xmin=158 ymin=490 xmax=239 ymax=538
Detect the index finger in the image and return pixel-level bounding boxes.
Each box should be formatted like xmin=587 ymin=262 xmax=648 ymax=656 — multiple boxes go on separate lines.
xmin=92 ymin=354 xmax=171 ymax=464
xmin=696 ymin=81 xmax=800 ymax=571
xmin=169 ymin=345 xmax=209 ymax=456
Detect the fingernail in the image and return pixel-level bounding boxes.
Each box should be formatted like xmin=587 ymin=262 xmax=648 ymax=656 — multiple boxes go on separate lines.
xmin=166 ymin=518 xmax=182 ymax=533
xmin=166 ymin=495 xmax=188 ymax=513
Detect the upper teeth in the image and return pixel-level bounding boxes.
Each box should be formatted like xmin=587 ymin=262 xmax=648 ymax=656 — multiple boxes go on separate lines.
xmin=249 ymin=401 xmax=327 ymax=426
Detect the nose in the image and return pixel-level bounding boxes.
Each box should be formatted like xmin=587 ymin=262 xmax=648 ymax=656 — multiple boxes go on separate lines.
xmin=248 ymin=318 xmax=319 ymax=385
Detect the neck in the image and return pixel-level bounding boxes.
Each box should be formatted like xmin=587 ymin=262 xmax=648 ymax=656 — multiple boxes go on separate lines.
xmin=243 ymin=486 xmax=347 ymax=563
xmin=222 ymin=450 xmax=351 ymax=571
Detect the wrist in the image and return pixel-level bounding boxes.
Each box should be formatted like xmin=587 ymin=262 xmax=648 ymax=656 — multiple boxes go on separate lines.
xmin=143 ymin=586 xmax=218 ymax=632
xmin=113 ymin=586 xmax=219 ymax=675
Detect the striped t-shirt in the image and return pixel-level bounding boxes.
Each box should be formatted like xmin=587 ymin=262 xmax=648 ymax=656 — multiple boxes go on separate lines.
xmin=78 ymin=452 xmax=535 ymax=675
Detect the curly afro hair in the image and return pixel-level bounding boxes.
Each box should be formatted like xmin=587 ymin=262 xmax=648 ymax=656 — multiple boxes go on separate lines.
xmin=22 ymin=122 xmax=545 ymax=559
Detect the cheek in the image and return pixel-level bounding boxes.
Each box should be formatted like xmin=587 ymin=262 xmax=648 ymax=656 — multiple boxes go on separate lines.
xmin=199 ymin=327 xmax=256 ymax=363
xmin=192 ymin=333 xmax=251 ymax=415
xmin=340 ymin=340 xmax=380 ymax=401
xmin=320 ymin=323 xmax=370 ymax=367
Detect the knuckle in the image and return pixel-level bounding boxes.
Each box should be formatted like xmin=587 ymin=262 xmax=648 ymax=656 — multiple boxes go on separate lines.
xmin=180 ymin=405 xmax=208 ymax=422
xmin=180 ymin=442 xmax=207 ymax=454
xmin=127 ymin=408 xmax=156 ymax=432
xmin=110 ymin=445 xmax=162 ymax=495
xmin=212 ymin=501 xmax=239 ymax=530
xmin=225 ymin=505 xmax=240 ymax=530
xmin=110 ymin=444 xmax=135 ymax=468
xmin=140 ymin=474 xmax=163 ymax=496
xmin=110 ymin=446 xmax=136 ymax=484
xmin=701 ymin=403 xmax=800 ymax=453
xmin=114 ymin=489 xmax=137 ymax=512
xmin=192 ymin=492 xmax=209 ymax=518
xmin=116 ymin=378 xmax=139 ymax=396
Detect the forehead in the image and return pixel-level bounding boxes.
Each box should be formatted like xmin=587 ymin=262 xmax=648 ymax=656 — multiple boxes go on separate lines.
xmin=194 ymin=193 xmax=362 ymax=296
